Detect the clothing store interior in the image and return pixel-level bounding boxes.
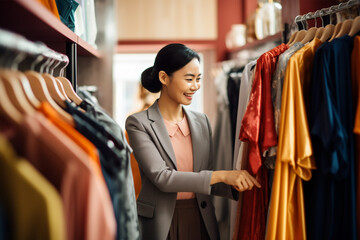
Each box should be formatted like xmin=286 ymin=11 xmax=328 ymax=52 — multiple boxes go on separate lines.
xmin=0 ymin=0 xmax=360 ymax=239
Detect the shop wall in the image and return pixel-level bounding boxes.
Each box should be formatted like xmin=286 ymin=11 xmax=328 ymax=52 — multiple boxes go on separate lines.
xmin=77 ymin=0 xmax=117 ymax=115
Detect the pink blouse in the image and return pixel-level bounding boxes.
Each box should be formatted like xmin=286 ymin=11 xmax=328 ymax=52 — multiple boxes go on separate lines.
xmin=163 ymin=115 xmax=195 ymax=199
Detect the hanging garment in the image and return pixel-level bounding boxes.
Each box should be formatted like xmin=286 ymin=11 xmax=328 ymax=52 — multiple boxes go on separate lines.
xmin=38 ymin=102 xmax=103 ymax=180
xmin=125 ymin=131 xmax=142 ymax=199
xmin=230 ymin=59 xmax=256 ymax=239
xmin=266 ymin=42 xmax=304 ymax=169
xmin=237 ymin=44 xmax=289 ymax=240
xmin=305 ymin=35 xmax=357 ymax=240
xmin=0 ymin=134 xmax=65 ymax=240
xmin=36 ymin=0 xmax=60 ymax=19
xmin=227 ymin=69 xmax=242 ymax=151
xmin=351 ymin=35 xmax=360 ymax=239
xmin=265 ymin=38 xmax=321 ymax=240
xmin=0 ymin=113 xmax=116 ymax=240
xmin=65 ymin=101 xmax=140 ymax=240
xmin=212 ymin=68 xmax=233 ymax=240
xmin=55 ymin=0 xmax=79 ymax=31
xmin=239 ymin=43 xmax=289 ymax=175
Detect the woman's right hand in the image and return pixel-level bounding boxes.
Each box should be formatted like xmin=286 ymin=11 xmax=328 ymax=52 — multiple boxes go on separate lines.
xmin=210 ymin=170 xmax=261 ymax=192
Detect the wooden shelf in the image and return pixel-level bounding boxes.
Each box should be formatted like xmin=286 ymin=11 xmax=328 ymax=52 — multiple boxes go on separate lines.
xmin=0 ymin=0 xmax=101 ymax=58
xmin=227 ymin=32 xmax=283 ymax=53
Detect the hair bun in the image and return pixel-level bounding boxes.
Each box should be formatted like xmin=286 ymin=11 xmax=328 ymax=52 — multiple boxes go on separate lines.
xmin=141 ymin=66 xmax=162 ymax=93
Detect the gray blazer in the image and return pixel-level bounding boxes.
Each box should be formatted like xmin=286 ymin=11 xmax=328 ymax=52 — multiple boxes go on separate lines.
xmin=125 ymin=101 xmax=238 ymax=240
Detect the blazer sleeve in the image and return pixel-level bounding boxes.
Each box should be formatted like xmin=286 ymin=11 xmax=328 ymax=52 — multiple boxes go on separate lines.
xmin=125 ymin=114 xmax=213 ymax=195
xmin=204 ymin=114 xmax=239 ymax=201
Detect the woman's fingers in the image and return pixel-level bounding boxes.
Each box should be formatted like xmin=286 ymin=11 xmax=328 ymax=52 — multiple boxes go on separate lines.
xmin=244 ymin=171 xmax=261 ymax=188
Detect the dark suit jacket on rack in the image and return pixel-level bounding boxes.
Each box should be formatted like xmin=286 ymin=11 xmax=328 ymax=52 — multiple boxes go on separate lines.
xmin=125 ymin=100 xmax=238 ymax=240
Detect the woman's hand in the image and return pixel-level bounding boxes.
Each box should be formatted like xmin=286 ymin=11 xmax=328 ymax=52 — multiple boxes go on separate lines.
xmin=210 ymin=170 xmax=261 ymax=192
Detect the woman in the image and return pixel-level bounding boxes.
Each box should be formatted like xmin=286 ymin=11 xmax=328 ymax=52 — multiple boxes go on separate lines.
xmin=125 ymin=43 xmax=261 ymax=240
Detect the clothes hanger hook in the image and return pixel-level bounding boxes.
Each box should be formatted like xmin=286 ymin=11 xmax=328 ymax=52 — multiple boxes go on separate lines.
xmin=59 ymin=55 xmax=69 ymax=77
xmin=314 ymin=10 xmax=319 ymax=28
xmin=31 ymin=54 xmax=44 ymax=71
xmin=50 ymin=58 xmax=62 ymax=76
xmin=45 ymin=58 xmax=56 ymax=74
xmin=39 ymin=57 xmax=51 ymax=74
xmin=10 ymin=50 xmax=27 ymax=70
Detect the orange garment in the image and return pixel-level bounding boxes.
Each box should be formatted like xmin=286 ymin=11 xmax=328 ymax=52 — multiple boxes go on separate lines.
xmin=265 ymin=39 xmax=321 ymax=240
xmin=37 ymin=102 xmax=103 ymax=180
xmin=163 ymin=115 xmax=195 ymax=200
xmin=125 ymin=131 xmax=141 ymax=199
xmin=37 ymin=0 xmax=60 ymax=19
xmin=351 ymin=35 xmax=360 ymax=239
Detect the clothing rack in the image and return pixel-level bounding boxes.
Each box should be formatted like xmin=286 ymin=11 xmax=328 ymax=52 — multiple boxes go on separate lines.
xmin=0 ymin=28 xmax=76 ymax=90
xmin=294 ymin=0 xmax=360 ymax=30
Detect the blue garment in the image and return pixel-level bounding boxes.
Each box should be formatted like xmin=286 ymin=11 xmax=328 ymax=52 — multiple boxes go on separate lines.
xmin=56 ymin=0 xmax=79 ymax=31
xmin=305 ymin=35 xmax=357 ymax=240
xmin=65 ymin=101 xmax=140 ymax=240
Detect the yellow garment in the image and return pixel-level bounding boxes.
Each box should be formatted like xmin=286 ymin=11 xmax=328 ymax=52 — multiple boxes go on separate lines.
xmin=0 ymin=134 xmax=66 ymax=240
xmin=265 ymin=39 xmax=321 ymax=240
xmin=36 ymin=0 xmax=60 ymax=19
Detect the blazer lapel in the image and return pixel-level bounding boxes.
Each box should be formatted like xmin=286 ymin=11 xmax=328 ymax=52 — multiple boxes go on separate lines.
xmin=184 ymin=108 xmax=203 ymax=172
xmin=148 ymin=101 xmax=177 ymax=169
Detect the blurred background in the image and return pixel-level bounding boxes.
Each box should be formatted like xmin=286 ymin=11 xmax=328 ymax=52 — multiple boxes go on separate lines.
xmin=0 ymin=0 xmax=342 ymax=129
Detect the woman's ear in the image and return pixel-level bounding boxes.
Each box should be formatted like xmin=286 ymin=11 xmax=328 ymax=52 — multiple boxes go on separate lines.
xmin=159 ymin=71 xmax=168 ymax=85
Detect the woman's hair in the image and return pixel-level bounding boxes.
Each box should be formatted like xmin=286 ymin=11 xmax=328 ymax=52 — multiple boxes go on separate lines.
xmin=141 ymin=43 xmax=200 ymax=93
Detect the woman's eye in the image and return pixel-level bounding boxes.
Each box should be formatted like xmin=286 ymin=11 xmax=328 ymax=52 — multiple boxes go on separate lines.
xmin=196 ymin=78 xmax=201 ymax=82
xmin=186 ymin=79 xmax=192 ymax=81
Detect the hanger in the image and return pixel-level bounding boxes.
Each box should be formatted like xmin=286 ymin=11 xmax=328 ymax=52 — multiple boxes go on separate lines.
xmin=0 ymin=69 xmax=36 ymax=115
xmin=313 ymin=10 xmax=326 ymax=40
xmin=41 ymin=57 xmax=68 ymax=108
xmin=289 ymin=15 xmax=309 ymax=46
xmin=301 ymin=27 xmax=318 ymax=44
xmin=289 ymin=30 xmax=306 ymax=46
xmin=48 ymin=58 xmax=71 ymax=102
xmin=348 ymin=15 xmax=360 ymax=36
xmin=287 ymin=15 xmax=301 ymax=45
xmin=55 ymin=56 xmax=83 ymax=105
xmin=300 ymin=12 xmax=321 ymax=44
xmin=0 ymin=79 xmax=22 ymax=125
xmin=331 ymin=19 xmax=353 ymax=41
xmin=24 ymin=55 xmax=74 ymax=126
xmin=0 ymin=47 xmax=41 ymax=110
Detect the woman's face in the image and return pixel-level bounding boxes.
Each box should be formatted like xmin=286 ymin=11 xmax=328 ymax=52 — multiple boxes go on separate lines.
xmin=162 ymin=58 xmax=201 ymax=106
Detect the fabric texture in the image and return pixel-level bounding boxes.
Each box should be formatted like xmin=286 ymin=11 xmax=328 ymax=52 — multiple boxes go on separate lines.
xmin=67 ymin=100 xmax=140 ymax=240
xmin=239 ymin=43 xmax=289 ymax=175
xmin=55 ymin=0 xmax=79 ymax=31
xmin=164 ymin=115 xmax=195 ymax=199
xmin=265 ymin=38 xmax=321 ymax=240
xmin=0 ymin=134 xmax=65 ymax=240
xmin=38 ymin=102 xmax=103 ymax=180
xmin=266 ymin=42 xmax=304 ymax=167
xmin=1 ymin=113 xmax=116 ymax=240
xmin=231 ymin=60 xmax=256 ymax=239
xmin=305 ymin=35 xmax=357 ymax=240
xmin=237 ymin=44 xmax=288 ymax=240
xmin=212 ymin=68 xmax=233 ymax=240
xmin=167 ymin=199 xmax=210 ymax=240
xmin=37 ymin=0 xmax=60 ymax=19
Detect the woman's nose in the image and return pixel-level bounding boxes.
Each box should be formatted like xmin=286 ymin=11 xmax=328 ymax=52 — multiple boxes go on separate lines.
xmin=190 ymin=81 xmax=200 ymax=90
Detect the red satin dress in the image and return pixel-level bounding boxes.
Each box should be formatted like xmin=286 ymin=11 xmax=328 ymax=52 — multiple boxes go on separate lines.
xmin=236 ymin=43 xmax=289 ymax=240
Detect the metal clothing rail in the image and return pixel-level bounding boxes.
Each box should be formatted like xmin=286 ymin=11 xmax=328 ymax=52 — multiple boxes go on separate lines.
xmin=0 ymin=28 xmax=76 ymax=89
xmin=294 ymin=0 xmax=360 ymax=30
